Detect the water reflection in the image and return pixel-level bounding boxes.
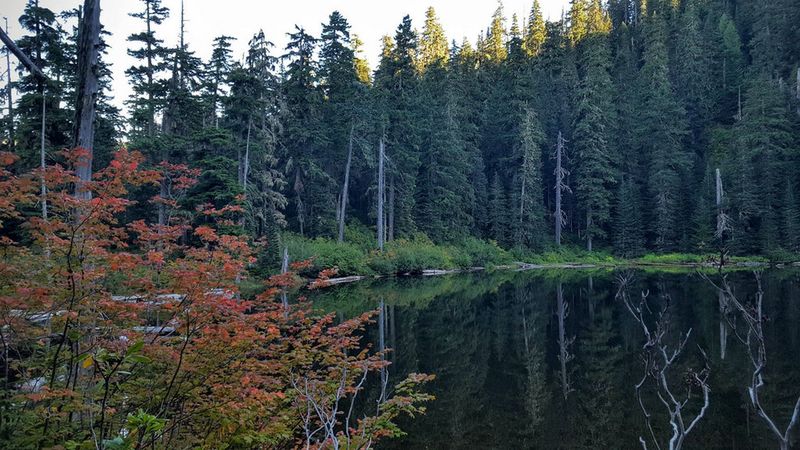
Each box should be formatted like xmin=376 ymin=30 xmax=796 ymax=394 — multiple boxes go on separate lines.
xmin=311 ymin=269 xmax=800 ymax=449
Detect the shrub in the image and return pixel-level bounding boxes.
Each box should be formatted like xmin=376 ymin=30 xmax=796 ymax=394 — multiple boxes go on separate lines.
xmin=284 ymin=234 xmax=370 ymax=276
xmin=452 ymin=237 xmax=513 ymax=267
xmin=377 ymin=237 xmax=456 ymax=274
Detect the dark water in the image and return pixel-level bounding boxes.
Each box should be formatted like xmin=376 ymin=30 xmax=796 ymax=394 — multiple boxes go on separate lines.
xmin=311 ymin=269 xmax=800 ymax=449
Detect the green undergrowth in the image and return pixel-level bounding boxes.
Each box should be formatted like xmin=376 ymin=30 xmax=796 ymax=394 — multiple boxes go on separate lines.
xmin=283 ymin=231 xmax=514 ymax=277
xmin=279 ymin=226 xmax=792 ymax=278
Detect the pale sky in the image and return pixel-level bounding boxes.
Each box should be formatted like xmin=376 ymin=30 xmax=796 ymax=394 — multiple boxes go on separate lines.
xmin=2 ymin=0 xmax=568 ymax=111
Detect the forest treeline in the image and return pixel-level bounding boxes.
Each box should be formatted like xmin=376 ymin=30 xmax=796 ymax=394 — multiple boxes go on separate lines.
xmin=3 ymin=0 xmax=800 ymax=262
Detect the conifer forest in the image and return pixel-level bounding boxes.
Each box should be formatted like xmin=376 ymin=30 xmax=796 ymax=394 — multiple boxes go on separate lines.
xmin=1 ymin=0 xmax=800 ymax=448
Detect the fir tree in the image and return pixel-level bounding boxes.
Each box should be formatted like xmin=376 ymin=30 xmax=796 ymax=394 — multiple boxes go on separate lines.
xmin=636 ymin=14 xmax=690 ymax=251
xmin=614 ymin=176 xmax=644 ymax=257
xmin=733 ymin=75 xmax=793 ymax=252
xmin=524 ymin=0 xmax=547 ymax=57
xmin=784 ymin=178 xmax=800 ymax=252
xmin=14 ymin=1 xmax=71 ymax=171
xmin=417 ymin=7 xmax=448 ymax=71
xmin=488 ymin=172 xmax=510 ymax=245
xmin=513 ymin=107 xmax=546 ymax=248
xmin=374 ymin=16 xmax=421 ymax=238
xmin=573 ymin=11 xmax=615 ymax=251
xmin=125 ymin=0 xmax=169 ymax=137
xmin=282 ymin=26 xmax=328 ymax=236
xmin=482 ymin=2 xmax=507 ymax=63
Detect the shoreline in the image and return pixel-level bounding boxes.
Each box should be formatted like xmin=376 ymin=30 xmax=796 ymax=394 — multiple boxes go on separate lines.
xmin=308 ymin=259 xmax=798 ymax=289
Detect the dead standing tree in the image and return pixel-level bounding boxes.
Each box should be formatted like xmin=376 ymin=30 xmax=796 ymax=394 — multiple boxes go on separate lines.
xmin=376 ymin=137 xmax=386 ymax=251
xmin=336 ymin=123 xmax=356 ymax=242
xmin=714 ymin=168 xmax=731 ymax=267
xmin=616 ymin=274 xmax=711 ymax=450
xmin=705 ymin=273 xmax=800 ymax=450
xmin=553 ymin=131 xmax=570 ymax=246
xmin=72 ymin=0 xmax=101 ymax=199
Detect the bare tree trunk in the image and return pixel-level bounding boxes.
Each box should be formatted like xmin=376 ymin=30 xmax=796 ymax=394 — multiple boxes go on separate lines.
xmin=586 ymin=209 xmax=593 ymax=252
xmin=243 ymin=118 xmax=251 ymax=192
xmin=40 ymin=88 xmax=47 ymax=221
xmin=0 ymin=26 xmax=46 ymax=80
xmin=388 ymin=175 xmax=395 ymax=241
xmin=554 ymin=131 xmax=568 ymax=246
xmin=3 ymin=18 xmax=12 ymax=149
xmin=377 ymin=138 xmax=385 ymax=251
xmin=337 ymin=123 xmax=354 ymax=243
xmin=72 ymin=0 xmax=101 ymax=200
xmin=719 ymin=290 xmax=727 ymax=360
xmin=736 ymin=86 xmax=742 ymax=121
xmin=722 ymin=58 xmax=726 ymax=92
xmin=715 ymin=168 xmax=729 ymax=267
xmin=145 ymin=2 xmax=154 ymax=136
xmin=280 ymin=247 xmax=289 ymax=314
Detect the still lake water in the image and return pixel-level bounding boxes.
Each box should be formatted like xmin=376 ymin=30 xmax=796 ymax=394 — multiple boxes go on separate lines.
xmin=311 ymin=269 xmax=800 ymax=449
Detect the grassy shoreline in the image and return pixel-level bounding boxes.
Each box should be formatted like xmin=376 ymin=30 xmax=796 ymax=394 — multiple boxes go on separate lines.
xmin=281 ymin=233 xmax=796 ymax=281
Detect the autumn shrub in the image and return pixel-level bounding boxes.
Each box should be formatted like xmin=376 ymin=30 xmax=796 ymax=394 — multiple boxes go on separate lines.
xmin=0 ymin=149 xmax=433 ymax=449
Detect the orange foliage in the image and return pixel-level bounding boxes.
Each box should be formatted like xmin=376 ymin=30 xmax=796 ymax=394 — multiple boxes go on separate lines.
xmin=0 ymin=148 xmax=432 ymax=449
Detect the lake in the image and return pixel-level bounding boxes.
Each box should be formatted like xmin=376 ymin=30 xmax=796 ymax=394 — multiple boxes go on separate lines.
xmin=310 ymin=268 xmax=800 ymax=449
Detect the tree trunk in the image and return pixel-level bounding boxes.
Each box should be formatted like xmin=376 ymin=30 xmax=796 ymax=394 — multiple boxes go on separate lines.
xmin=388 ymin=175 xmax=395 ymax=241
xmin=0 ymin=26 xmax=46 ymax=80
xmin=243 ymin=119 xmax=251 ymax=192
xmin=586 ymin=209 xmax=593 ymax=252
xmin=280 ymin=247 xmax=289 ymax=313
xmin=40 ymin=89 xmax=47 ymax=221
xmin=715 ymin=168 xmax=725 ymax=266
xmin=337 ymin=123 xmax=354 ymax=243
xmin=72 ymin=0 xmax=101 ymax=200
xmin=554 ymin=131 xmax=566 ymax=246
xmin=377 ymin=138 xmax=385 ymax=251
xmin=3 ymin=19 xmax=13 ymax=150
xmin=145 ymin=2 xmax=154 ymax=136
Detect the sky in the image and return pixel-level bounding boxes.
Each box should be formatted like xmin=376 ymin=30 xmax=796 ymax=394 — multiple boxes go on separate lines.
xmin=2 ymin=0 xmax=568 ymax=111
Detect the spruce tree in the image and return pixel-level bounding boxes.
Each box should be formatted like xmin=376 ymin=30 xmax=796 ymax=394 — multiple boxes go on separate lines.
xmin=204 ymin=35 xmax=235 ymax=127
xmin=689 ymin=167 xmax=715 ymax=253
xmin=14 ymin=1 xmax=71 ymax=171
xmin=374 ymin=16 xmax=421 ymax=238
xmin=417 ymin=7 xmax=448 ymax=71
xmin=567 ymin=0 xmax=589 ymax=45
xmin=784 ymin=178 xmax=800 ymax=252
xmin=733 ymin=75 xmax=793 ymax=252
xmin=513 ymin=107 xmax=546 ymax=248
xmin=481 ymin=3 xmax=507 ymax=63
xmin=126 ymin=0 xmax=169 ymax=137
xmin=614 ymin=176 xmax=644 ymax=257
xmin=282 ymin=26 xmax=328 ymax=236
xmin=524 ymin=0 xmax=547 ymax=57
xmin=488 ymin=172 xmax=510 ymax=244
xmin=635 ymin=14 xmax=689 ymax=251
xmin=573 ymin=6 xmax=615 ymax=251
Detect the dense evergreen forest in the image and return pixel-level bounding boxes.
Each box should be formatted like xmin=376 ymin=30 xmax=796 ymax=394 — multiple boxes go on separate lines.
xmin=3 ymin=0 xmax=800 ymax=262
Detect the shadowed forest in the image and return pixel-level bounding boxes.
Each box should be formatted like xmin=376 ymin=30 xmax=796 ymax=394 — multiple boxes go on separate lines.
xmin=3 ymin=0 xmax=800 ymax=262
